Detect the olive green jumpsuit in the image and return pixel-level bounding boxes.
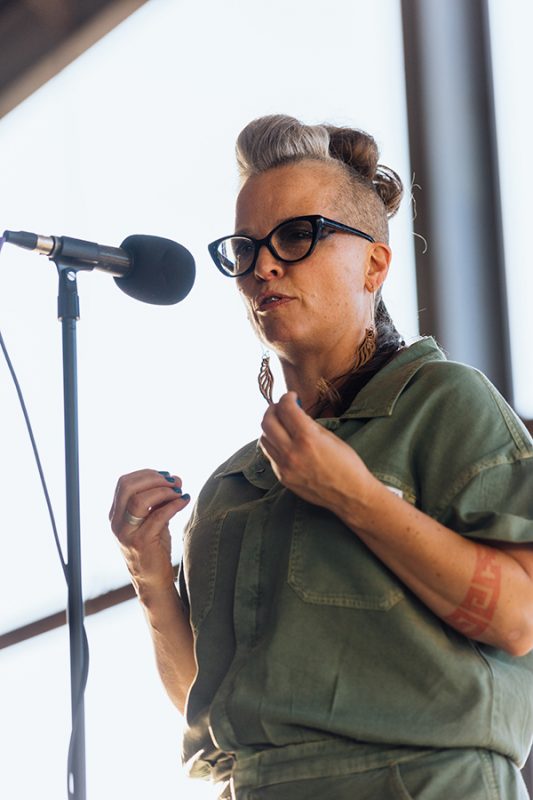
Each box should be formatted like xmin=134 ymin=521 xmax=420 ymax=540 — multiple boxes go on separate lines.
xmin=179 ymin=338 xmax=533 ymax=799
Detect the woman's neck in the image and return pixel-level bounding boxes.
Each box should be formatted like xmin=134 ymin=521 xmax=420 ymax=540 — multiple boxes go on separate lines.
xmin=279 ymin=350 xmax=353 ymax=413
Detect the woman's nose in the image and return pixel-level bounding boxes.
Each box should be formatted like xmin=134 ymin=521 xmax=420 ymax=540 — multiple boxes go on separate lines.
xmin=253 ymin=244 xmax=287 ymax=280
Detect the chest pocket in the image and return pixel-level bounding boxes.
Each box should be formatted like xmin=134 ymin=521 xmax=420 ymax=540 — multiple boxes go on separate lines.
xmin=288 ymin=501 xmax=404 ymax=610
xmin=183 ymin=511 xmax=228 ymax=633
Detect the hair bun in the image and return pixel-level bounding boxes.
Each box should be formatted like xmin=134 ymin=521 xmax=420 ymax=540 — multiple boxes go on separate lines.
xmin=326 ymin=126 xmax=403 ymax=218
xmin=326 ymin=126 xmax=378 ymax=180
xmin=373 ymin=165 xmax=403 ymax=218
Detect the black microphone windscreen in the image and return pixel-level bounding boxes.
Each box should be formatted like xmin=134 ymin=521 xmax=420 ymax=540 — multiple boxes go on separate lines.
xmin=115 ymin=235 xmax=195 ymax=305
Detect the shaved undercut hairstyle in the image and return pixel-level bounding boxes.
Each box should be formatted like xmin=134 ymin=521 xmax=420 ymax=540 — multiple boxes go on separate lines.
xmin=236 ymin=114 xmax=406 ymax=415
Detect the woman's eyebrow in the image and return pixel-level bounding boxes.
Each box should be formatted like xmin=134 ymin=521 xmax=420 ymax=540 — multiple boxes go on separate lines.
xmin=234 ymin=215 xmax=293 ymax=238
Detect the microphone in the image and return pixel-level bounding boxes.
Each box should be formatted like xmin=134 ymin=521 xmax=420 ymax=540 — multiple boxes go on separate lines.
xmin=2 ymin=230 xmax=196 ymax=305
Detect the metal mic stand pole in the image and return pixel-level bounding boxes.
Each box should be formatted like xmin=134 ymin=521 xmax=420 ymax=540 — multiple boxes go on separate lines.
xmin=57 ymin=260 xmax=87 ymax=800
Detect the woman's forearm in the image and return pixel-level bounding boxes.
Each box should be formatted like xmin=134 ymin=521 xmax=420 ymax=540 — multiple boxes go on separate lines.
xmin=334 ymin=478 xmax=533 ymax=656
xmin=109 ymin=470 xmax=197 ymax=712
xmin=138 ymin=584 xmax=197 ymax=714
xmin=257 ymin=394 xmax=533 ymax=656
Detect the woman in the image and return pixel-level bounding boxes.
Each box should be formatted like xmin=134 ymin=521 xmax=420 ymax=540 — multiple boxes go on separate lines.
xmin=110 ymin=115 xmax=533 ymax=799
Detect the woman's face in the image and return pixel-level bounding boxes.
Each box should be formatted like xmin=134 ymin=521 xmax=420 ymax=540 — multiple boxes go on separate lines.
xmin=234 ymin=161 xmax=390 ymax=362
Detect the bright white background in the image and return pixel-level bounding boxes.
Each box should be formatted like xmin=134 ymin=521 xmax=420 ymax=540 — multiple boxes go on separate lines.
xmin=0 ymin=1 xmax=417 ymax=798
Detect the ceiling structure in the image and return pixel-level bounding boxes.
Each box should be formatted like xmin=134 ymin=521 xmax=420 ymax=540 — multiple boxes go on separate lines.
xmin=0 ymin=0 xmax=146 ymax=119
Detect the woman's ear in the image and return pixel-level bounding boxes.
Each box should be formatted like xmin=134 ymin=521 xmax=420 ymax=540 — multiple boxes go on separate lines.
xmin=365 ymin=242 xmax=392 ymax=292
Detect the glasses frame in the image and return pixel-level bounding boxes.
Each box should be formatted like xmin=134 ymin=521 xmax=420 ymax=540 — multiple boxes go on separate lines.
xmin=208 ymin=214 xmax=375 ymax=278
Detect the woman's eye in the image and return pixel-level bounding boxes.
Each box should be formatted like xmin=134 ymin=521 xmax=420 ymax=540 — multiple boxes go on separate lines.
xmin=235 ymin=241 xmax=254 ymax=256
xmin=281 ymin=226 xmax=313 ymax=241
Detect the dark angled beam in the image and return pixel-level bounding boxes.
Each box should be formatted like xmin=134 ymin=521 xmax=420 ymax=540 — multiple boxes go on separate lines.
xmin=0 ymin=0 xmax=147 ymax=119
xmin=401 ymin=0 xmax=513 ymax=402
xmin=0 ymin=562 xmax=180 ymax=650
xmin=0 ymin=581 xmax=135 ymax=649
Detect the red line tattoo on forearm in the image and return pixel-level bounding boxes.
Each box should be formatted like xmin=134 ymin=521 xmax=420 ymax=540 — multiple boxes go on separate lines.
xmin=444 ymin=546 xmax=502 ymax=638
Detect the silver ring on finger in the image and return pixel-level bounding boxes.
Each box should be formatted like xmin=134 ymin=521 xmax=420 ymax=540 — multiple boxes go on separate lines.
xmin=124 ymin=509 xmax=146 ymax=527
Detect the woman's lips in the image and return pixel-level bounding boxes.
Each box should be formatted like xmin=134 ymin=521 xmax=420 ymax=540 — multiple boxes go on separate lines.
xmin=256 ymin=294 xmax=294 ymax=312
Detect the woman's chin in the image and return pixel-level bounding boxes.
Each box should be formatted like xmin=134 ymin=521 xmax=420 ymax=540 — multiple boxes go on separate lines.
xmin=258 ymin=326 xmax=307 ymax=351
xmin=252 ymin=316 xmax=297 ymax=343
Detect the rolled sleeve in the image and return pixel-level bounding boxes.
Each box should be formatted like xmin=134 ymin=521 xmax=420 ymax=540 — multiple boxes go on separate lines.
xmin=437 ymin=457 xmax=533 ymax=544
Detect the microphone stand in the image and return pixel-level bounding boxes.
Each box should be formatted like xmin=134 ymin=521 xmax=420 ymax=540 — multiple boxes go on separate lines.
xmin=56 ymin=259 xmax=90 ymax=800
xmin=1 ymin=230 xmax=193 ymax=798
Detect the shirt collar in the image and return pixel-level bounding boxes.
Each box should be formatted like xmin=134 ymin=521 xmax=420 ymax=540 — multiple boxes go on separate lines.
xmin=215 ymin=337 xmax=446 ymax=484
xmin=214 ymin=439 xmax=277 ymax=489
xmin=339 ymin=337 xmax=446 ymax=419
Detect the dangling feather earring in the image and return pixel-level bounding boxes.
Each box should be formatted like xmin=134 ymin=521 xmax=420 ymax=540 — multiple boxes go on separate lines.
xmin=353 ymin=327 xmax=376 ymax=370
xmin=354 ymin=288 xmax=377 ymax=370
xmin=258 ymin=351 xmax=274 ymax=405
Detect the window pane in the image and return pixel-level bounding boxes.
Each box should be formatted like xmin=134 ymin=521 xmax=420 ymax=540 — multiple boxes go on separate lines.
xmin=489 ymin=0 xmax=533 ymax=418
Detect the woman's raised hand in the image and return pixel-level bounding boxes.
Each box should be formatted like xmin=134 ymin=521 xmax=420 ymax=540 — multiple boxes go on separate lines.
xmin=259 ymin=392 xmax=377 ymax=518
xmin=109 ymin=469 xmax=191 ymax=599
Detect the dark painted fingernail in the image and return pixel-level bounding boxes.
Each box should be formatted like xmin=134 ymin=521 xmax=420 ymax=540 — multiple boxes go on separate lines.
xmin=158 ymin=471 xmax=176 ymax=483
xmin=172 ymin=486 xmax=182 ymax=494
xmin=296 ymin=397 xmax=303 ymax=407
xmin=181 ymin=493 xmax=191 ymax=501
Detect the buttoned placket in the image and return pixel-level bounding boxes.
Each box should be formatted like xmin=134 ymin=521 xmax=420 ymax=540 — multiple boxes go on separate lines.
xmin=208 ymin=446 xmax=278 ymax=752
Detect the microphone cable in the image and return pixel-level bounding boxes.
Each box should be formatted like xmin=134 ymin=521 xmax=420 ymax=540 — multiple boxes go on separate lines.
xmin=0 ymin=329 xmax=68 ymax=580
xmin=0 ymin=243 xmax=89 ymax=798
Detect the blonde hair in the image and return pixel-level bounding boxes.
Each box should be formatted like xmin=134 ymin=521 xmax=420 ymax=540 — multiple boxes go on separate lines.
xmin=236 ymin=114 xmax=403 ymax=243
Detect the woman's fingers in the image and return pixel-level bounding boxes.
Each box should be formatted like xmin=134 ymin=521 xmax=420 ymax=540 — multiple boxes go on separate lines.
xmin=260 ymin=406 xmax=292 ymax=459
xmin=110 ymin=469 xmax=187 ymax=538
xmin=260 ymin=391 xmax=311 ymax=463
xmin=261 ymin=392 xmax=305 ymax=442
xmin=110 ymin=468 xmax=191 ymax=596
xmin=111 ymin=469 xmax=181 ymax=516
xmin=115 ymin=486 xmax=186 ymax=539
xmin=259 ymin=392 xmax=372 ymax=513
xmin=110 ymin=469 xmax=167 ymax=520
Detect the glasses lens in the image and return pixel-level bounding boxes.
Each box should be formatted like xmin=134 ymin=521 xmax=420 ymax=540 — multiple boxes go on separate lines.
xmin=217 ymin=237 xmax=255 ymax=275
xmin=271 ymin=218 xmax=315 ymax=261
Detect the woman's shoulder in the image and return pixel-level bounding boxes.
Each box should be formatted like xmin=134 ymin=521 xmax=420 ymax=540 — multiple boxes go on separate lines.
xmin=411 ymin=357 xmax=500 ymax=414
xmin=414 ymin=356 xmax=529 ymax=443
xmin=212 ymin=438 xmax=259 ymax=477
xmin=195 ymin=439 xmax=258 ymax=497
xmin=378 ymin=344 xmax=533 ymax=527
xmin=390 ymin=338 xmax=503 ymax=399
xmin=187 ymin=438 xmax=258 ymax=515
xmin=414 ymin=354 xmax=496 ymax=392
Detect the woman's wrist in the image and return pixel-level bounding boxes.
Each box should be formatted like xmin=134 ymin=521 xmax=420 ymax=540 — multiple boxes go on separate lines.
xmin=333 ymin=470 xmax=387 ymax=532
xmin=133 ymin=575 xmax=178 ymax=607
